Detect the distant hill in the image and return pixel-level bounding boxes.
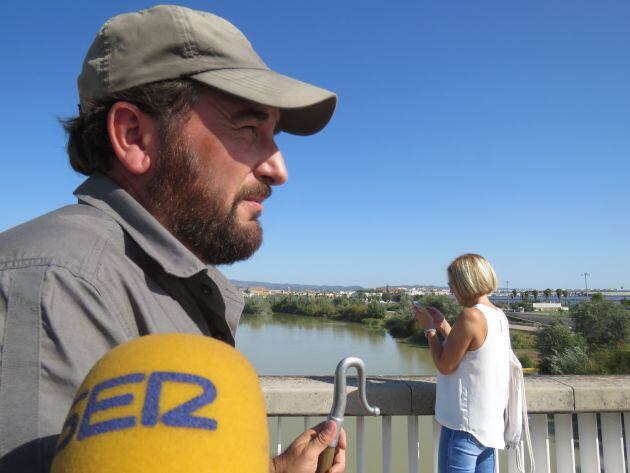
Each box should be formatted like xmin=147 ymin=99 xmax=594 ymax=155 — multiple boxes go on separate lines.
xmin=229 ymin=280 xmax=445 ymax=292
xmin=229 ymin=280 xmax=363 ymax=292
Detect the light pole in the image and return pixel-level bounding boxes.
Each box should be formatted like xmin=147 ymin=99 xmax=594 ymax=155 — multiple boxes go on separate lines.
xmin=581 ymin=272 xmax=590 ymax=298
xmin=506 ymin=280 xmax=510 ymax=310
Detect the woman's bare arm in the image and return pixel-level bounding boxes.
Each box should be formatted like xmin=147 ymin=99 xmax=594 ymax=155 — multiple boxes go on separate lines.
xmin=426 ymin=307 xmax=486 ymax=375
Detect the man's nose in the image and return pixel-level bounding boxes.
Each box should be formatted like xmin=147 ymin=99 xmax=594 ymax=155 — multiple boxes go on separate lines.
xmin=254 ymin=147 xmax=288 ymax=186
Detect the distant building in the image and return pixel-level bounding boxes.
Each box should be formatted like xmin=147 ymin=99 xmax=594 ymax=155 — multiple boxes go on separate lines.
xmin=533 ymin=302 xmax=567 ymax=311
xmin=248 ymin=287 xmax=270 ymax=296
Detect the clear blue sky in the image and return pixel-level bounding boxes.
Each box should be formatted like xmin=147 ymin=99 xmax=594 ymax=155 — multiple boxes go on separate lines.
xmin=1 ymin=1 xmax=628 ymax=290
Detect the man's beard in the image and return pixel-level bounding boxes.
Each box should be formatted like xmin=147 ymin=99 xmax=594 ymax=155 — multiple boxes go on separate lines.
xmin=145 ymin=126 xmax=271 ymax=265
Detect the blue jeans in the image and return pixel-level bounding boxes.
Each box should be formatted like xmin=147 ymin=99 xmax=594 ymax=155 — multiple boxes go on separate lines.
xmin=438 ymin=426 xmax=495 ymax=473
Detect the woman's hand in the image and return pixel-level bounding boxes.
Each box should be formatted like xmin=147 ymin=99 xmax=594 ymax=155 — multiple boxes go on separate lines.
xmin=426 ymin=307 xmax=451 ymax=336
xmin=426 ymin=307 xmax=445 ymax=327
xmin=412 ymin=304 xmax=434 ymax=330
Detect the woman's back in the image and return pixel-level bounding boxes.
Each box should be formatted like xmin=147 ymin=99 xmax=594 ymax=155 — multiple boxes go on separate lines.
xmin=435 ymin=304 xmax=510 ymax=449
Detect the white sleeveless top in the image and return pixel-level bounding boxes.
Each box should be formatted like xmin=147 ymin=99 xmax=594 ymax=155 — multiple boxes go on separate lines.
xmin=434 ymin=304 xmax=510 ymax=449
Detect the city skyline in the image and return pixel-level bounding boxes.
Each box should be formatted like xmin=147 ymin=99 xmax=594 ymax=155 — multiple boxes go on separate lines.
xmin=1 ymin=1 xmax=628 ymax=289
xmin=231 ymin=278 xmax=626 ymax=293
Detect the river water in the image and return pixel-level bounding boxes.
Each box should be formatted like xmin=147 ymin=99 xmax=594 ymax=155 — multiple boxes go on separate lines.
xmin=236 ymin=313 xmax=438 ymax=473
xmin=236 ymin=312 xmax=436 ymax=376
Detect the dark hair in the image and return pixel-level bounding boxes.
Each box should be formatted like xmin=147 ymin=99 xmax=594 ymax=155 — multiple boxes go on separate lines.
xmin=61 ymin=79 xmax=204 ymax=175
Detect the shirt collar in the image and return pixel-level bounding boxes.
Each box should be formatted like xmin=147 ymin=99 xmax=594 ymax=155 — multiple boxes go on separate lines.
xmin=74 ymin=173 xmax=208 ymax=279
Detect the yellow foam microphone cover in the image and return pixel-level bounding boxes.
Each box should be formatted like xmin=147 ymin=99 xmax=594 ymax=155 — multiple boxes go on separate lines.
xmin=51 ymin=333 xmax=268 ymax=472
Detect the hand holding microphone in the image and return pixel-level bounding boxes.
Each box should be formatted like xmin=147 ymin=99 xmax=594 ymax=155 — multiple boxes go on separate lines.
xmin=271 ymin=420 xmax=347 ymax=473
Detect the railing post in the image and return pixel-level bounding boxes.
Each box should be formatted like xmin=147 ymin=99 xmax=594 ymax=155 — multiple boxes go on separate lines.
xmin=276 ymin=416 xmax=283 ymax=456
xmin=407 ymin=415 xmax=418 ymax=473
xmin=600 ymin=412 xmax=626 ymax=473
xmin=531 ymin=414 xmax=551 ymax=473
xmin=433 ymin=419 xmax=440 ymax=473
xmin=382 ymin=415 xmax=392 ymax=473
xmin=554 ymin=413 xmax=576 ymax=473
xmin=577 ymin=412 xmax=601 ymax=473
xmin=356 ymin=415 xmax=365 ymax=473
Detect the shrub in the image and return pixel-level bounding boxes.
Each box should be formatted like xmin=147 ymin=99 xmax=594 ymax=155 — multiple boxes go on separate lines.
xmin=537 ymin=321 xmax=587 ymax=374
xmin=571 ymin=301 xmax=629 ymax=347
xmin=385 ymin=315 xmax=415 ymax=338
xmin=590 ymin=292 xmax=604 ymax=302
xmin=590 ymin=344 xmax=630 ymax=374
xmin=518 ymin=355 xmax=534 ymax=368
xmin=511 ymin=332 xmax=536 ymax=349
xmin=336 ymin=302 xmax=370 ymax=322
xmin=243 ymin=296 xmax=272 ymax=316
xmin=408 ymin=328 xmax=429 ymax=344
xmin=508 ymin=302 xmax=533 ymax=311
xmin=366 ymin=302 xmax=386 ymax=319
xmin=361 ymin=318 xmax=385 ymax=329
xmin=547 ymin=346 xmax=590 ymax=375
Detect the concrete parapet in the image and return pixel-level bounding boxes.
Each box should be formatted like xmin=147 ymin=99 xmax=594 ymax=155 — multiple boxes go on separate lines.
xmin=260 ymin=376 xmax=410 ymax=416
xmin=260 ymin=375 xmax=630 ymax=415
xmin=550 ymin=375 xmax=630 ymax=412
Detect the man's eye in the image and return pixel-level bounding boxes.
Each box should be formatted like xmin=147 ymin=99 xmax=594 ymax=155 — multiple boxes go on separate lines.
xmin=240 ymin=125 xmax=257 ymax=135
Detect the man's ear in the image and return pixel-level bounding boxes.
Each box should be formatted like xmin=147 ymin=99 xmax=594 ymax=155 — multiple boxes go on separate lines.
xmin=107 ymin=102 xmax=158 ymax=175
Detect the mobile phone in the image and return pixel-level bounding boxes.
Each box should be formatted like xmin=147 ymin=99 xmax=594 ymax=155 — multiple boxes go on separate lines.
xmin=412 ymin=300 xmax=424 ymax=309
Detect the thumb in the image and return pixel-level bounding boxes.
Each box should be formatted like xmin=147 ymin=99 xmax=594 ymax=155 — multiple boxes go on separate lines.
xmin=309 ymin=420 xmax=337 ymax=453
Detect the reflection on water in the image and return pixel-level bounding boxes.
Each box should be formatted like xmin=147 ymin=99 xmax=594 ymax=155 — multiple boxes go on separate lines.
xmin=236 ymin=313 xmax=436 ymax=376
xmin=238 ymin=313 xmax=436 ymax=473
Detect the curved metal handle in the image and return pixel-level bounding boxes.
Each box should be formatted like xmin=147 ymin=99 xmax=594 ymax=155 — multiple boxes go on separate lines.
xmin=326 ymin=356 xmax=380 ymax=448
xmin=330 ymin=356 xmax=380 ymax=419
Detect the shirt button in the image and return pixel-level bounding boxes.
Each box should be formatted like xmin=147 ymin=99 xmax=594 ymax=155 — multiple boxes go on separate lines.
xmin=200 ymin=284 xmax=212 ymax=296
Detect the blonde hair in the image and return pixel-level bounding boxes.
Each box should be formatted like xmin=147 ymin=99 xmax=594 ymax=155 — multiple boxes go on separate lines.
xmin=447 ymin=253 xmax=498 ymax=301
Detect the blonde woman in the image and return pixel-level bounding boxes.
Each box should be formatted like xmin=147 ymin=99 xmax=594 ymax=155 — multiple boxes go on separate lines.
xmin=414 ymin=254 xmax=510 ymax=473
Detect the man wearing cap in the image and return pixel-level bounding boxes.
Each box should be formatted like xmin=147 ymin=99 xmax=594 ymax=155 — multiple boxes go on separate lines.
xmin=0 ymin=5 xmax=344 ymax=473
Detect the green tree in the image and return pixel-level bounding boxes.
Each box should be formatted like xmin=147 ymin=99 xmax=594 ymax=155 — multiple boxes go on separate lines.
xmin=511 ymin=289 xmax=518 ymax=300
xmin=556 ymin=288 xmax=563 ymax=304
xmin=543 ymin=288 xmax=552 ymax=302
xmin=521 ymin=290 xmax=529 ymax=302
xmin=590 ymin=292 xmax=604 ymax=302
xmin=243 ymin=296 xmax=272 ymax=316
xmin=532 ymin=289 xmax=539 ymax=302
xmin=384 ymin=314 xmax=415 ymax=338
xmin=395 ymin=293 xmax=414 ymax=318
xmin=420 ymin=294 xmax=461 ymax=320
xmin=571 ymin=300 xmax=629 ymax=347
xmin=537 ymin=321 xmax=588 ymax=374
xmin=563 ymin=290 xmax=570 ymax=307
xmin=366 ymin=302 xmax=386 ymax=319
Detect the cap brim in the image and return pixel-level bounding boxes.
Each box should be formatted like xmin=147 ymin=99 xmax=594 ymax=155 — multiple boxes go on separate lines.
xmin=190 ymin=68 xmax=337 ymax=136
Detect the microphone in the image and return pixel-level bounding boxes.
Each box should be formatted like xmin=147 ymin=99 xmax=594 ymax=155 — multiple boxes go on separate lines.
xmin=51 ymin=333 xmax=269 ymax=472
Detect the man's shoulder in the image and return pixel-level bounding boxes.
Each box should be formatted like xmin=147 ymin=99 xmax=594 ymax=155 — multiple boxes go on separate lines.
xmin=0 ymin=204 xmax=123 ymax=276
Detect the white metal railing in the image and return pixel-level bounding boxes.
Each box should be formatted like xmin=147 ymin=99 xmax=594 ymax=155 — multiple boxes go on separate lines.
xmin=261 ymin=376 xmax=630 ymax=473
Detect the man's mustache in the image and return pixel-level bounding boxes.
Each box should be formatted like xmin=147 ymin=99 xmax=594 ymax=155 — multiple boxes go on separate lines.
xmin=234 ymin=181 xmax=272 ymax=203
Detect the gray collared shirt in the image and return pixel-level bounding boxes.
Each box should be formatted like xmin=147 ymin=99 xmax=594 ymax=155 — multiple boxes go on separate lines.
xmin=0 ymin=173 xmax=244 ymax=471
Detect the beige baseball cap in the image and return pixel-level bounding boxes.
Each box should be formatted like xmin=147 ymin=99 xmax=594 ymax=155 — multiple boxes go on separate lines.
xmin=78 ymin=5 xmax=337 ymax=135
